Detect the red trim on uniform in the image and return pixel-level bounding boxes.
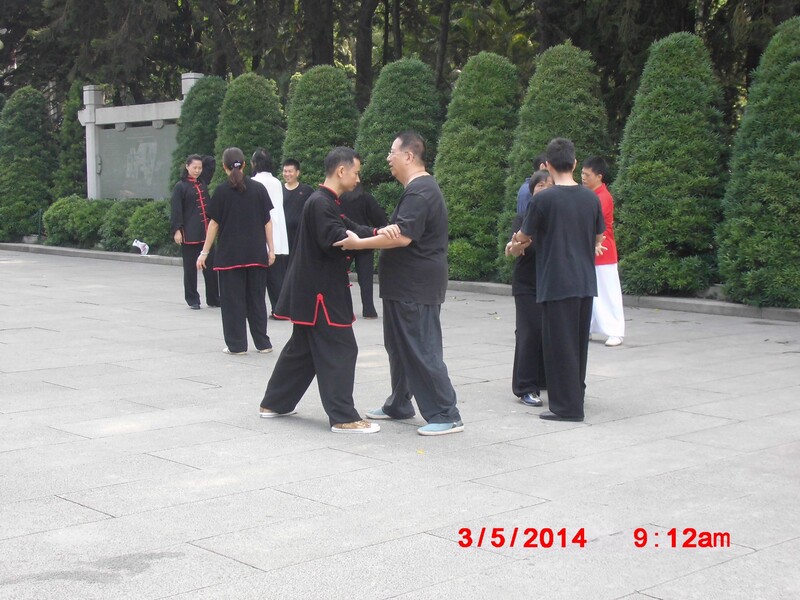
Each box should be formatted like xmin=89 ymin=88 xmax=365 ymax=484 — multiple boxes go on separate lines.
xmin=189 ymin=177 xmax=211 ymax=234
xmin=183 ymin=241 xmax=203 ymax=245
xmin=213 ymin=263 xmax=269 ymax=271
xmin=277 ymin=293 xmax=355 ymax=328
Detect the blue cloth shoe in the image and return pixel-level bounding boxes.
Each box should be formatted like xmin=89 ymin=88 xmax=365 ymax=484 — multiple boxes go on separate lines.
xmin=417 ymin=421 xmax=464 ymax=436
xmin=520 ymin=393 xmax=543 ymax=407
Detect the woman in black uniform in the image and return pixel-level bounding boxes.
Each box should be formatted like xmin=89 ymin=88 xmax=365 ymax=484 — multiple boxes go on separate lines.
xmin=170 ymin=154 xmax=220 ymax=309
xmin=505 ymin=170 xmax=552 ymax=407
xmin=197 ymin=148 xmax=276 ymax=354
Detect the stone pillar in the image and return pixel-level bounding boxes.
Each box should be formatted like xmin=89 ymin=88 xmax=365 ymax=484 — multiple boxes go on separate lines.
xmin=181 ymin=73 xmax=204 ymax=99
xmin=80 ymin=86 xmax=105 ymax=199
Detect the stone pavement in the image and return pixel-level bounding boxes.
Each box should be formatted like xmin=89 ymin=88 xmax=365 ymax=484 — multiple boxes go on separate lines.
xmin=0 ymin=248 xmax=798 ymax=600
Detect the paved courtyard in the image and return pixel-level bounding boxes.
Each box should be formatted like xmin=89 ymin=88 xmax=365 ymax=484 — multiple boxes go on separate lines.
xmin=1 ymin=248 xmax=798 ymax=599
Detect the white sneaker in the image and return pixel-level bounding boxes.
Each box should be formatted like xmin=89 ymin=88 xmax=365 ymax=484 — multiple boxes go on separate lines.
xmin=605 ymin=336 xmax=623 ymax=347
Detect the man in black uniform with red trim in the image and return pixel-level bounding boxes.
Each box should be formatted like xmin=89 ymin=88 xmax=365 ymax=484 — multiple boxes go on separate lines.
xmin=259 ymin=147 xmax=383 ymax=434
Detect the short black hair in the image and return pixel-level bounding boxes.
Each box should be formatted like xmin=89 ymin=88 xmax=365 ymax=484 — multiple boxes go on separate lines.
xmin=532 ymin=153 xmax=547 ymax=172
xmin=395 ymin=130 xmax=427 ymax=164
xmin=251 ymin=148 xmax=274 ymax=175
xmin=528 ymin=170 xmax=551 ymax=195
xmin=282 ymin=158 xmax=301 ymax=170
xmin=545 ymin=138 xmax=576 ymax=173
xmin=323 ymin=147 xmax=360 ymax=176
xmin=582 ymin=156 xmax=609 ymax=182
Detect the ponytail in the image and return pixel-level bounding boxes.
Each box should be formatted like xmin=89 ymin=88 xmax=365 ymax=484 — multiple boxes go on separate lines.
xmin=222 ymin=147 xmax=246 ymax=193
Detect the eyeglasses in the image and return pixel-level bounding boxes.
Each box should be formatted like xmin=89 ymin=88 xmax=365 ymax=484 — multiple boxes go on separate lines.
xmin=387 ymin=149 xmax=412 ymax=158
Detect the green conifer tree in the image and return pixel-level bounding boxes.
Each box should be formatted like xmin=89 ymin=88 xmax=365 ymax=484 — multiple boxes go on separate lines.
xmin=614 ymin=32 xmax=726 ymax=295
xmin=170 ymin=76 xmax=227 ymax=185
xmin=212 ymin=73 xmax=285 ymax=189
xmin=53 ymin=80 xmax=87 ymax=199
xmin=0 ymin=86 xmax=57 ymax=240
xmin=499 ymin=42 xmax=611 ymax=282
xmin=282 ymin=66 xmax=359 ymax=187
xmin=434 ymin=52 xmax=519 ymax=280
xmin=355 ymin=58 xmax=443 ymax=211
xmin=717 ymin=17 xmax=800 ymax=308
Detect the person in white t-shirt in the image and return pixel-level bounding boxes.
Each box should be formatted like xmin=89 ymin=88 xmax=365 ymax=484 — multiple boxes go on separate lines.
xmin=251 ymin=148 xmax=289 ymax=317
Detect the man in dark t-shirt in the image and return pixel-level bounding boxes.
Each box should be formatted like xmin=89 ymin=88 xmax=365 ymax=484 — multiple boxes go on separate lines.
xmin=281 ymin=158 xmax=314 ymax=253
xmin=511 ymin=138 xmax=606 ymax=422
xmin=340 ymin=184 xmax=388 ymax=318
xmin=335 ymin=131 xmax=463 ymax=436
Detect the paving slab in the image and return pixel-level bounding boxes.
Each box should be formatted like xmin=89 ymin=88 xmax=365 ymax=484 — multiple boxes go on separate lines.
xmin=1 ymin=248 xmax=798 ymax=599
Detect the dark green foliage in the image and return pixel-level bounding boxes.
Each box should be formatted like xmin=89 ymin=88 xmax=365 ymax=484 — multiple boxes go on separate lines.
xmin=0 ymin=94 xmax=5 ymax=114
xmin=0 ymin=86 xmax=57 ymax=241
xmin=355 ymin=58 xmax=443 ymax=202
xmin=100 ymin=198 xmax=150 ymax=251
xmin=371 ymin=181 xmax=405 ymax=216
xmin=125 ymin=200 xmax=177 ymax=255
xmin=43 ymin=195 xmax=112 ymax=247
xmin=717 ymin=17 xmax=800 ymax=308
xmin=498 ymin=42 xmax=611 ymax=282
xmin=170 ymin=76 xmax=227 ymax=185
xmin=614 ymin=32 xmax=726 ymax=296
xmin=282 ymin=66 xmax=359 ymax=187
xmin=435 ymin=52 xmax=518 ymax=280
xmin=212 ymin=73 xmax=285 ymax=189
xmin=53 ymin=80 xmax=87 ymax=199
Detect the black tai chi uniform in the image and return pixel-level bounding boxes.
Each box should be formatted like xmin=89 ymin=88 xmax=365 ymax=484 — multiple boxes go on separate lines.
xmin=510 ymin=213 xmax=546 ymax=398
xmin=260 ymin=186 xmax=375 ymax=425
xmin=340 ymin=185 xmax=388 ymax=318
xmin=283 ymin=183 xmax=314 ymax=254
xmin=206 ymin=177 xmax=274 ymax=353
xmin=377 ymin=175 xmax=461 ymax=424
xmin=521 ymin=185 xmax=605 ymax=419
xmin=170 ymin=176 xmax=220 ymax=307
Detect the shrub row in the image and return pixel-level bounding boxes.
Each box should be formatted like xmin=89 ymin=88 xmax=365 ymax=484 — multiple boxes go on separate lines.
xmin=42 ymin=197 xmax=177 ymax=256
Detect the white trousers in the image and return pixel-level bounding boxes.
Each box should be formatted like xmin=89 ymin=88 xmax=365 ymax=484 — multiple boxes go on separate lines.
xmin=591 ymin=263 xmax=625 ymax=337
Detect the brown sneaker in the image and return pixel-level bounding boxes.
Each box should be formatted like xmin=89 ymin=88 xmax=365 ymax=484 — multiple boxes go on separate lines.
xmin=330 ymin=420 xmax=380 ymax=434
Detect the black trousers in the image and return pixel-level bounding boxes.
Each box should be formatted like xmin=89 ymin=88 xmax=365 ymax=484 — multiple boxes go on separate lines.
xmin=181 ymin=244 xmax=219 ymax=306
xmin=265 ymin=254 xmax=288 ymax=313
xmin=512 ymin=293 xmax=546 ymax=397
xmin=381 ymin=299 xmax=461 ymax=424
xmin=218 ymin=267 xmax=270 ymax=353
xmin=349 ymin=251 xmax=377 ymax=317
xmin=260 ymin=321 xmax=361 ymax=425
xmin=541 ymin=296 xmax=593 ymax=419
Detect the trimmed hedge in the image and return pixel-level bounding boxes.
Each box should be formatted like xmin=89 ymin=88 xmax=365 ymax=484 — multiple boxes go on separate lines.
xmin=282 ymin=66 xmax=359 ymax=187
xmin=53 ymin=80 xmax=87 ymax=199
xmin=0 ymin=86 xmax=57 ymax=241
xmin=355 ymin=58 xmax=443 ymax=209
xmin=435 ymin=52 xmax=518 ymax=280
xmin=100 ymin=198 xmax=151 ymax=251
xmin=170 ymin=76 xmax=227 ymax=185
xmin=498 ymin=42 xmax=611 ymax=282
xmin=717 ymin=17 xmax=800 ymax=308
xmin=212 ymin=73 xmax=285 ymax=189
xmin=614 ymin=32 xmax=726 ymax=296
xmin=43 ymin=196 xmax=112 ymax=248
xmin=125 ymin=200 xmax=177 ymax=255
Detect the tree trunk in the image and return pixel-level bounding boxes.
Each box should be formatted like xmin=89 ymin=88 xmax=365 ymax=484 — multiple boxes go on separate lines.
xmin=382 ymin=0 xmax=391 ymax=64
xmin=356 ymin=0 xmax=381 ymax=110
xmin=434 ymin=0 xmax=451 ymax=89
xmin=200 ymin=0 xmax=244 ymax=77
xmin=392 ymin=0 xmax=402 ymax=58
xmin=303 ymin=0 xmax=334 ymax=65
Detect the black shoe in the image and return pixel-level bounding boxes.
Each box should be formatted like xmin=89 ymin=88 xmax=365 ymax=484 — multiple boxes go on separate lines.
xmin=207 ymin=302 xmax=220 ymax=308
xmin=189 ymin=304 xmax=201 ymax=310
xmin=539 ymin=410 xmax=583 ymax=422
